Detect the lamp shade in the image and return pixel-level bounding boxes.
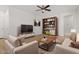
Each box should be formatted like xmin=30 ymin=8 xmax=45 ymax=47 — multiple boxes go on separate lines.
xmin=70 ymin=29 xmax=76 ymax=32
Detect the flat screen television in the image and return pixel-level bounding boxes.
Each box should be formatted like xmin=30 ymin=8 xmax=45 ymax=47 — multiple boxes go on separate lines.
xmin=21 ymin=24 xmax=33 ymax=34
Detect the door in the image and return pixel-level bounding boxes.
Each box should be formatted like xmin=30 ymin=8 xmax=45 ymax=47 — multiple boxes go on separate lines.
xmin=64 ymin=15 xmax=74 ymax=35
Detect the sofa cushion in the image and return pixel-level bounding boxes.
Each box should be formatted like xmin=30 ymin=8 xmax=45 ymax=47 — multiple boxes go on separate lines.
xmin=62 ymin=38 xmax=72 ymax=47
xmin=52 ymin=44 xmax=79 ymax=54
xmin=8 ymin=35 xmax=22 ymax=47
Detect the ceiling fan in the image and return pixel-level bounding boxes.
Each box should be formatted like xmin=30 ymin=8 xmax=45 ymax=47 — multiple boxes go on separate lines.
xmin=36 ymin=5 xmax=51 ymax=13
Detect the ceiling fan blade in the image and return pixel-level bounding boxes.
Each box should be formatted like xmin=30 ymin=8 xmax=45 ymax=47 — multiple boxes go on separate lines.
xmin=45 ymin=9 xmax=51 ymax=11
xmin=37 ymin=5 xmax=43 ymax=9
xmin=44 ymin=5 xmax=50 ymax=9
xmin=35 ymin=9 xmax=42 ymax=11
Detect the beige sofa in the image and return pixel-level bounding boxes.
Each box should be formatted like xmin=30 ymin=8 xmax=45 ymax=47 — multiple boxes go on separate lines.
xmin=51 ymin=32 xmax=79 ymax=54
xmin=4 ymin=40 xmax=38 ymax=54
xmin=4 ymin=35 xmax=39 ymax=54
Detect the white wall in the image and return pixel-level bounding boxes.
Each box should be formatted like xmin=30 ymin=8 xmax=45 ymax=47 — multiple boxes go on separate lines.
xmin=33 ymin=13 xmax=43 ymax=35
xmin=0 ymin=6 xmax=9 ymax=38
xmin=9 ymin=7 xmax=43 ymax=36
xmin=76 ymin=8 xmax=79 ymax=32
xmin=9 ymin=7 xmax=36 ymax=36
xmin=37 ymin=9 xmax=78 ymax=36
xmin=60 ymin=11 xmax=77 ymax=35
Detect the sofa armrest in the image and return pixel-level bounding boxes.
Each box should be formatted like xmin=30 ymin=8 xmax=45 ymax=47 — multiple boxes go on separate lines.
xmin=4 ymin=40 xmax=15 ymax=54
xmin=14 ymin=40 xmax=38 ymax=54
xmin=52 ymin=44 xmax=79 ymax=54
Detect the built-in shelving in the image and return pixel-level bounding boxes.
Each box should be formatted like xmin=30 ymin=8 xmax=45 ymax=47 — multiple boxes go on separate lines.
xmin=42 ymin=17 xmax=58 ymax=36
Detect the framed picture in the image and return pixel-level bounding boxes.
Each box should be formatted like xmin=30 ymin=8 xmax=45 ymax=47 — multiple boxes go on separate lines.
xmin=34 ymin=20 xmax=40 ymax=26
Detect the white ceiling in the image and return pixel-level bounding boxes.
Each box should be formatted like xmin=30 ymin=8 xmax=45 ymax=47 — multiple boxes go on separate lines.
xmin=9 ymin=5 xmax=79 ymax=14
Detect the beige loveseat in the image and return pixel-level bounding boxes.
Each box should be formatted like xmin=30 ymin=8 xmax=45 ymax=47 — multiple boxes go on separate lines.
xmin=4 ymin=35 xmax=39 ymax=54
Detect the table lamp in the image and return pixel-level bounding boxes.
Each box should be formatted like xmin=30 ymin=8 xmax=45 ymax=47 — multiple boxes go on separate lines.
xmin=70 ymin=29 xmax=76 ymax=42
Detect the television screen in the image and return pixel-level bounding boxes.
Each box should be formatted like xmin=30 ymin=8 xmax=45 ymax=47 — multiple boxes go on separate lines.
xmin=21 ymin=25 xmax=33 ymax=33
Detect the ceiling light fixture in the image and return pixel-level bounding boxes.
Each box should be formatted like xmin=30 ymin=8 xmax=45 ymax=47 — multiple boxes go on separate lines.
xmin=36 ymin=5 xmax=51 ymax=13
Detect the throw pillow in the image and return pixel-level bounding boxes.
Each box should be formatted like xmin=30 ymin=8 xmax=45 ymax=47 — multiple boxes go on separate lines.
xmin=70 ymin=32 xmax=77 ymax=42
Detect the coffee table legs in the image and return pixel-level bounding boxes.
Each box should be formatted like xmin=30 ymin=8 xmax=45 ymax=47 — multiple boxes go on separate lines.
xmin=46 ymin=43 xmax=49 ymax=51
xmin=38 ymin=41 xmax=53 ymax=51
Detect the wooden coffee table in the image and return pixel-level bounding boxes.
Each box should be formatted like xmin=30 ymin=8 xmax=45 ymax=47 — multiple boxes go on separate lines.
xmin=38 ymin=36 xmax=57 ymax=51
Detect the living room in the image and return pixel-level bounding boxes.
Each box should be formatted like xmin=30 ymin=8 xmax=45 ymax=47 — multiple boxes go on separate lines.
xmin=0 ymin=5 xmax=79 ymax=54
